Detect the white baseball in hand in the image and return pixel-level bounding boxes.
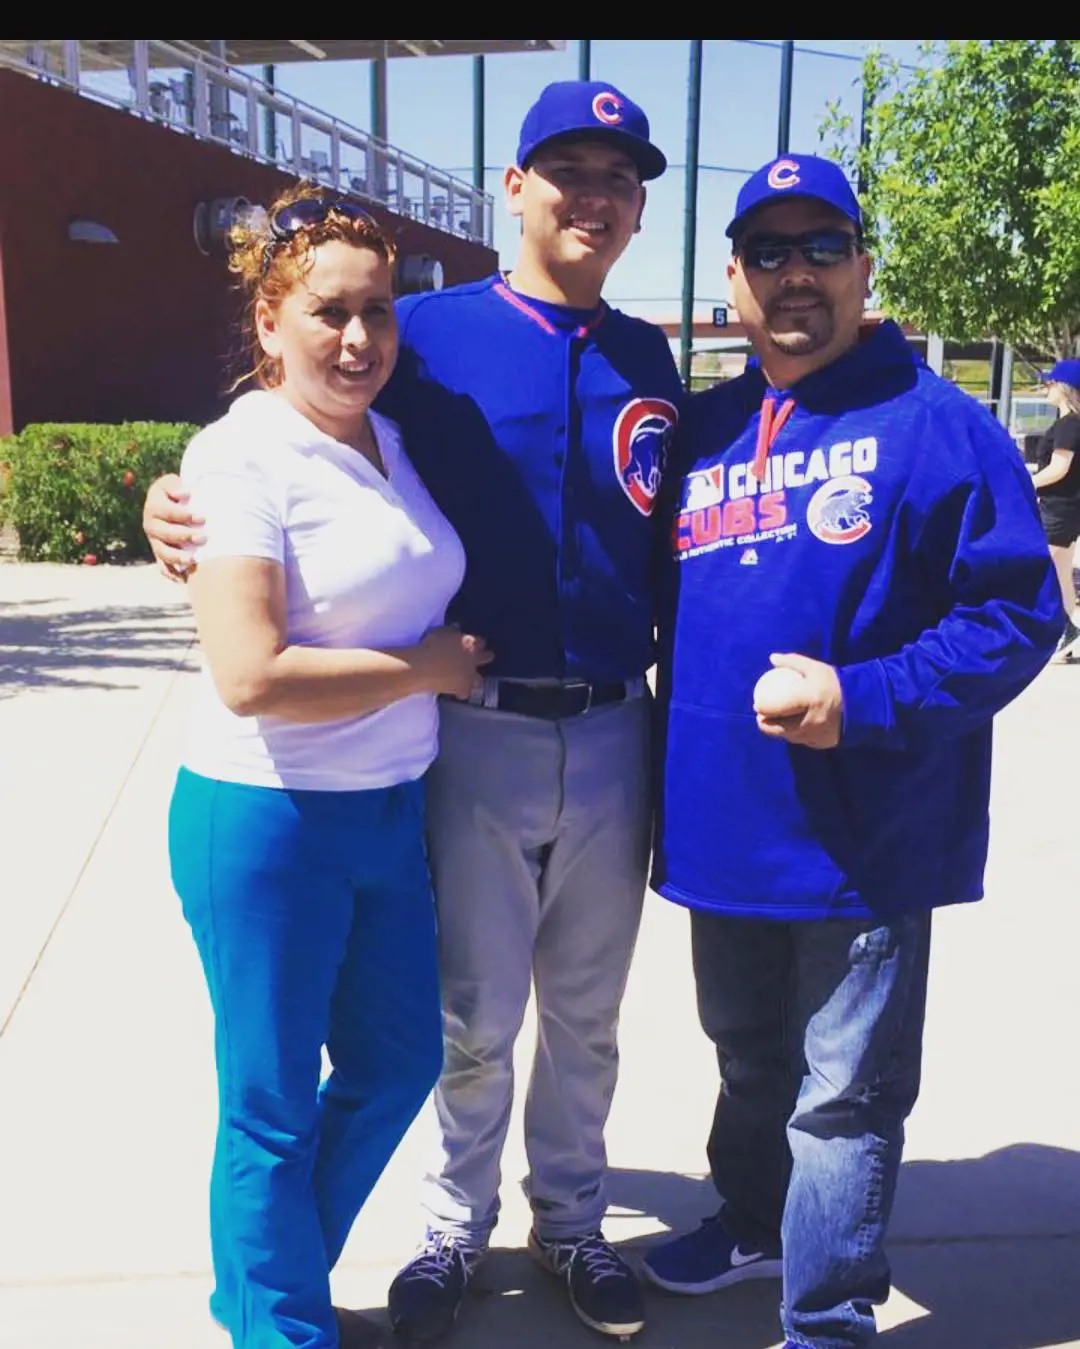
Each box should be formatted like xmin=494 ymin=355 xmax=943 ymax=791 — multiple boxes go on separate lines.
xmin=753 ymin=666 xmax=809 ymax=719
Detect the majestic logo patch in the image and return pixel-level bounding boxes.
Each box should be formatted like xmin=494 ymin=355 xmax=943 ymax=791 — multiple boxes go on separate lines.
xmin=613 ymin=398 xmax=678 ymax=516
xmin=592 ymin=91 xmax=623 ymax=125
xmin=767 ymin=158 xmax=801 ymax=190
xmin=807 ymin=475 xmax=873 ymax=544
xmin=740 ymin=548 xmax=759 ymax=566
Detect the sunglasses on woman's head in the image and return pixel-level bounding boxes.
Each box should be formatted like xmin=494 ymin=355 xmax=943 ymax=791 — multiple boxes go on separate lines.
xmin=737 ymin=229 xmax=860 ymax=272
xmin=262 ymin=196 xmax=374 ymax=274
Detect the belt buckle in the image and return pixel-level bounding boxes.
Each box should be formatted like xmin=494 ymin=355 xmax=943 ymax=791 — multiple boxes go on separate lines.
xmin=564 ymin=679 xmax=592 ymax=714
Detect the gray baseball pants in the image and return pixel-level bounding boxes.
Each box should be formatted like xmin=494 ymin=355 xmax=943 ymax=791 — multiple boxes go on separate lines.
xmin=418 ymin=689 xmax=651 ymax=1244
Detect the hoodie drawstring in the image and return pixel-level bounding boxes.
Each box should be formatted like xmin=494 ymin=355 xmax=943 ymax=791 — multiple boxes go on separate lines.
xmin=751 ymin=395 xmax=796 ymax=482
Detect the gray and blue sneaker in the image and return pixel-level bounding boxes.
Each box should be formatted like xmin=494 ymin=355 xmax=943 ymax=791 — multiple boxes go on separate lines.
xmin=641 ymin=1211 xmax=782 ymax=1294
xmin=388 ymin=1231 xmax=485 ymax=1343
xmin=529 ymin=1229 xmax=646 ymax=1340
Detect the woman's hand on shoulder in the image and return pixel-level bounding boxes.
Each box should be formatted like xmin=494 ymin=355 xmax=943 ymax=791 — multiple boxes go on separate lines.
xmin=415 ymin=626 xmax=494 ymax=700
xmin=143 ymin=474 xmax=205 ymax=580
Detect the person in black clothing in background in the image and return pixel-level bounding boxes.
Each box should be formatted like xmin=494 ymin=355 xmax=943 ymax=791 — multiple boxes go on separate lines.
xmin=1031 ymin=359 xmax=1080 ymax=662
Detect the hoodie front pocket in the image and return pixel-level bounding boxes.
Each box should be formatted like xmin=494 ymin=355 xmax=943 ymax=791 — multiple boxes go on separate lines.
xmin=660 ymin=702 xmax=860 ymax=913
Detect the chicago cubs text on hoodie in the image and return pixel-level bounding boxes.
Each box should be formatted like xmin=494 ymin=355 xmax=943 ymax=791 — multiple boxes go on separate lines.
xmin=376 ymin=275 xmax=683 ymax=683
xmin=653 ymin=321 xmax=1062 ymax=921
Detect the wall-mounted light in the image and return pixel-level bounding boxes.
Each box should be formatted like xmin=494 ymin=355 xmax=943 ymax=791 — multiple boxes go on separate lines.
xmin=194 ymin=196 xmax=266 ymax=257
xmin=68 ymin=219 xmax=119 ymax=244
xmin=397 ymin=255 xmax=444 ymax=294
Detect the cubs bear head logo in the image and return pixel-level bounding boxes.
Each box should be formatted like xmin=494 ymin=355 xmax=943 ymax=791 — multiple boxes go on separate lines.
xmin=613 ymin=398 xmax=678 ymax=516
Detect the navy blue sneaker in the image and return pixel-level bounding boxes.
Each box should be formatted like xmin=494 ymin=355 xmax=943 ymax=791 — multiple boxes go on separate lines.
xmin=388 ymin=1232 xmax=484 ymax=1343
xmin=529 ymin=1230 xmax=646 ymax=1339
xmin=641 ymin=1211 xmax=782 ymax=1294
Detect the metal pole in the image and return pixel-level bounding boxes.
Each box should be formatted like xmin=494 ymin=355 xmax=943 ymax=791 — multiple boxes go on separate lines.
xmin=472 ymin=56 xmax=485 ymax=191
xmin=988 ymin=338 xmax=1004 ymax=420
xmin=998 ymin=344 xmax=1015 ymax=431
xmin=262 ymin=64 xmax=276 ymax=160
xmin=857 ymin=76 xmax=872 ymax=198
xmin=777 ymin=39 xmax=794 ymax=156
xmin=371 ymin=58 xmax=388 ymax=198
xmin=579 ymin=40 xmax=591 ymax=81
xmin=679 ymin=40 xmax=703 ymax=390
xmin=370 ymin=58 xmax=388 ymax=141
xmin=208 ymin=39 xmax=228 ymax=140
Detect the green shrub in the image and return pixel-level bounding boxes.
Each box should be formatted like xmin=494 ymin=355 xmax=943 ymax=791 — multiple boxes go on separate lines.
xmin=0 ymin=422 xmax=197 ymax=563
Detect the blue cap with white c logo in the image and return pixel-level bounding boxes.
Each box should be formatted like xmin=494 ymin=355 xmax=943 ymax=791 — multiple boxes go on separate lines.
xmin=727 ymin=154 xmax=862 ymax=238
xmin=516 ymin=81 xmax=667 ymax=181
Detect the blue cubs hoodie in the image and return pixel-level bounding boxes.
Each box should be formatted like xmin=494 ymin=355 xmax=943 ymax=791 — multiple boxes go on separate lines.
xmin=652 ymin=320 xmax=1063 ymax=921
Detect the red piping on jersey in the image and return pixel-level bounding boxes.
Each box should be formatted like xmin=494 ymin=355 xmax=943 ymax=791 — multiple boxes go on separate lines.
xmin=494 ymin=282 xmax=558 ymax=334
xmin=574 ymin=307 xmax=607 ymax=339
xmin=751 ymin=394 xmax=796 ymax=482
xmin=493 ymin=281 xmax=606 ymax=338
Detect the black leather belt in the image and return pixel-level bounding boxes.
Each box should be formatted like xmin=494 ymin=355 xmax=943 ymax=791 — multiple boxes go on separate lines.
xmin=494 ymin=680 xmax=628 ymax=720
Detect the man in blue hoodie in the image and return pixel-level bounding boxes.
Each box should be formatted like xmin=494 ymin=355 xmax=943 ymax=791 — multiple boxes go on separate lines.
xmin=641 ymin=155 xmax=1062 ymax=1348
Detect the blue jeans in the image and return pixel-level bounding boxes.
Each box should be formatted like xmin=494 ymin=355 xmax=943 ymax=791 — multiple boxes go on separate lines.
xmin=691 ymin=909 xmax=932 ymax=1348
xmin=169 ymin=768 xmax=444 ymax=1349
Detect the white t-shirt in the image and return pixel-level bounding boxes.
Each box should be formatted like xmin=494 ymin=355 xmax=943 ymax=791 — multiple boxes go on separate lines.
xmin=180 ymin=391 xmax=465 ymax=791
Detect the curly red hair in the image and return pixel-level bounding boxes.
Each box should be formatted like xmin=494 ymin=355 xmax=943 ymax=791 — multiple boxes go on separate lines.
xmin=229 ymin=182 xmax=396 ymax=390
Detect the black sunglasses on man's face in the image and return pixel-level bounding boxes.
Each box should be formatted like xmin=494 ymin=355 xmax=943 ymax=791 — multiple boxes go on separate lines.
xmin=737 ymin=229 xmax=860 ymax=273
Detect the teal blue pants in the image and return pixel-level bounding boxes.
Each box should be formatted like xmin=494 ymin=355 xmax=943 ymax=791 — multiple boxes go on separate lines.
xmin=169 ymin=767 xmax=443 ymax=1348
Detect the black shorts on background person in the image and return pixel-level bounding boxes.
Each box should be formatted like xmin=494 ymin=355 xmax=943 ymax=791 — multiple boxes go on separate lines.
xmin=1031 ymin=359 xmax=1080 ymax=661
xmin=1036 ymin=416 xmax=1080 ymax=542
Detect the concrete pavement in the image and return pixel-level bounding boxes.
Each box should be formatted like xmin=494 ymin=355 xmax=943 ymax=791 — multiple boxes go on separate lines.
xmin=1 ymin=561 xmax=1079 ymax=1349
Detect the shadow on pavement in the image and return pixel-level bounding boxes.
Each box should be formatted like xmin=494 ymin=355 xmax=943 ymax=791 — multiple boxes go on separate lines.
xmin=0 ymin=603 xmax=193 ymax=696
xmin=346 ymin=1148 xmax=1080 ymax=1348
xmin=883 ymin=1143 xmax=1080 ymax=1348
xmin=461 ymin=1246 xmax=779 ymax=1349
xmin=345 ymin=1172 xmax=776 ymax=1349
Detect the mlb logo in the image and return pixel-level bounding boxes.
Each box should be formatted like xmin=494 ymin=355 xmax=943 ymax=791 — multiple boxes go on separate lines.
xmin=683 ymin=468 xmax=723 ymax=511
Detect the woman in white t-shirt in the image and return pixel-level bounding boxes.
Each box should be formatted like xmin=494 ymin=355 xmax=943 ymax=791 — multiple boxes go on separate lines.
xmin=168 ymin=187 xmax=491 ymax=1349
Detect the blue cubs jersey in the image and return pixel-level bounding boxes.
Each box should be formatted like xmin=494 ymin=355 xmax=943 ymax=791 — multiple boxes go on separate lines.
xmin=653 ymin=320 xmax=1062 ymax=921
xmin=376 ymin=274 xmax=683 ymax=681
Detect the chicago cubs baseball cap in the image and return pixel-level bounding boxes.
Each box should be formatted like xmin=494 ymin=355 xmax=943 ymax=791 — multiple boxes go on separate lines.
xmin=727 ymin=153 xmax=862 ymax=239
xmin=1040 ymin=358 xmax=1080 ymax=389
xmin=516 ymin=81 xmax=667 ymax=181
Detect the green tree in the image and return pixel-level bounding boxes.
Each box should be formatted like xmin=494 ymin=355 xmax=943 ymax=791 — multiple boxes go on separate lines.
xmin=820 ymin=41 xmax=1080 ymax=357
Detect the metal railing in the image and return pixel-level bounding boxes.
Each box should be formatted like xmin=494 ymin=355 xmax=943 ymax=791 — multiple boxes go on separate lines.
xmin=1 ymin=39 xmax=495 ymax=247
xmin=1009 ymin=395 xmax=1054 ymax=439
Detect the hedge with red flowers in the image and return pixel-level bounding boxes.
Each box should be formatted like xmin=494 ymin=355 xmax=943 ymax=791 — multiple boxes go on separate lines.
xmin=0 ymin=423 xmax=196 ymax=563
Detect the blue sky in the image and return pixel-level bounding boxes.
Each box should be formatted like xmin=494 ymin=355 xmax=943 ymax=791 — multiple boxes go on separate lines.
xmin=267 ymin=40 xmax=927 ymax=323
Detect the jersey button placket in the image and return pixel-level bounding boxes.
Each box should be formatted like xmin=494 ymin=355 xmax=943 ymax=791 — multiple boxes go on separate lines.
xmin=559 ymin=338 xmax=582 ymax=673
